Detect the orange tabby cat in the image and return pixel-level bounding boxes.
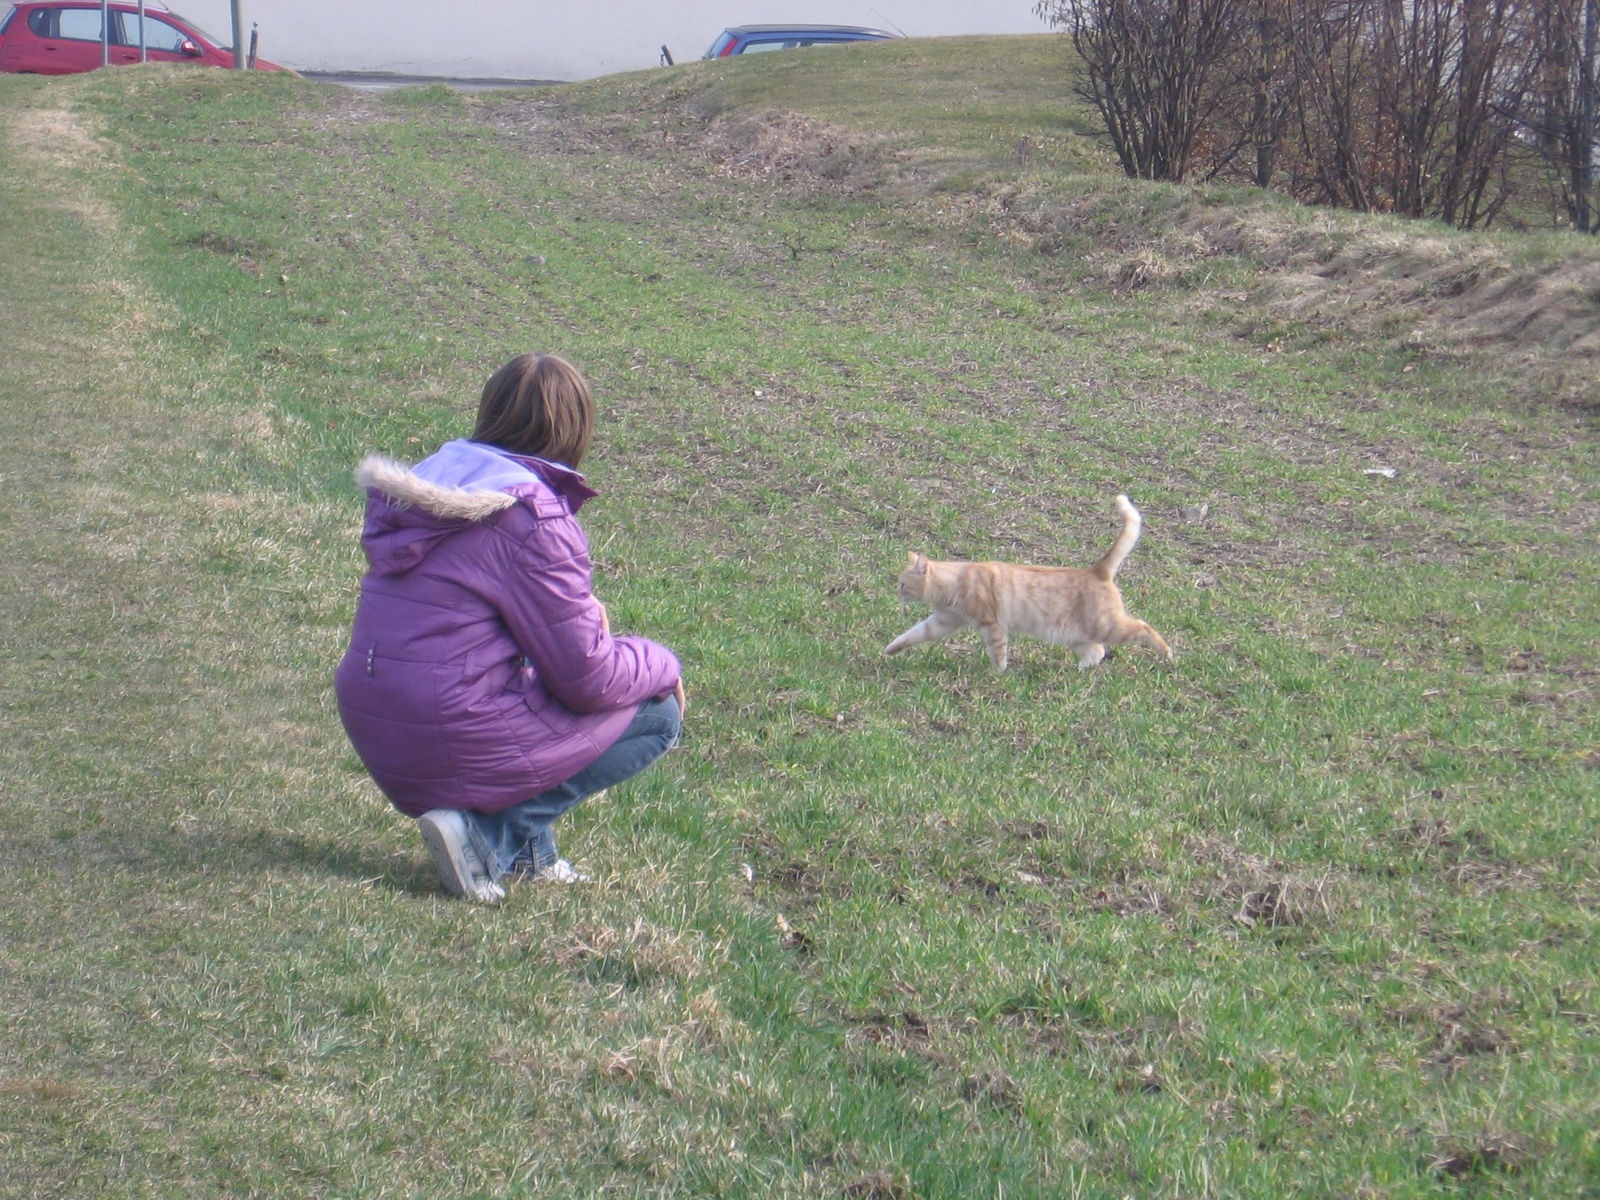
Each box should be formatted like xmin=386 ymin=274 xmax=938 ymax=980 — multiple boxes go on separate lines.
xmin=885 ymin=495 xmax=1172 ymax=672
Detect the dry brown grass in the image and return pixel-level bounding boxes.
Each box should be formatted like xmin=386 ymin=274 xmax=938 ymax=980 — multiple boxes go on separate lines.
xmin=549 ymin=918 xmax=716 ymax=985
xmin=701 ymin=110 xmax=894 ymax=192
xmin=1188 ymin=836 xmax=1339 ymax=929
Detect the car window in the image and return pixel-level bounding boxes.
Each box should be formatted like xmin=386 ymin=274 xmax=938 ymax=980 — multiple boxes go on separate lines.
xmin=740 ymin=40 xmax=797 ymax=54
xmin=705 ymin=31 xmax=736 ymax=57
xmin=56 ymin=7 xmax=105 ymax=41
xmin=26 ymin=7 xmax=53 ymax=36
xmin=118 ymin=12 xmax=190 ymax=52
xmin=0 ymin=7 xmax=16 ymax=36
xmin=165 ymin=8 xmax=221 ymax=45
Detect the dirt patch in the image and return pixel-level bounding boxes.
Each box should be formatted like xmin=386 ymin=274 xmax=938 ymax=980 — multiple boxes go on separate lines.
xmin=848 ymin=1009 xmax=935 ymax=1049
xmin=1231 ymin=877 xmax=1334 ymax=929
xmin=1384 ymin=989 xmax=1520 ymax=1068
xmin=911 ymin=179 xmax=1598 ymax=371
xmin=1000 ymin=1009 xmax=1080 ymax=1057
xmin=772 ymin=858 xmax=850 ymax=899
xmin=296 ymin=92 xmax=393 ymax=131
xmin=1383 ymin=818 xmax=1541 ymax=893
xmin=998 ymin=819 xmax=1068 ymax=842
xmin=0 ymin=1077 xmax=81 ymax=1103
xmin=948 ymin=873 xmax=1005 ymax=902
xmin=473 ymin=96 xmax=567 ymax=144
xmin=1090 ymin=202 xmax=1600 ymax=370
xmin=1429 ymin=1133 xmax=1530 ymax=1178
xmin=482 ymin=96 xmax=891 ymax=200
xmin=842 ymin=1172 xmax=913 ymax=1200
xmin=1189 ymin=836 xmax=1338 ymax=929
xmin=546 ymin=919 xmax=710 ymax=986
xmin=1391 ymin=817 xmax=1495 ymax=860
xmin=1084 ymin=883 xmax=1174 ymax=918
xmin=736 ymin=838 xmax=855 ymax=902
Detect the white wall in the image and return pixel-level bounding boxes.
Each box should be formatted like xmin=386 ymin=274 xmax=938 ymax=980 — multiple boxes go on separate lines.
xmin=174 ymin=1 xmax=1048 ymax=80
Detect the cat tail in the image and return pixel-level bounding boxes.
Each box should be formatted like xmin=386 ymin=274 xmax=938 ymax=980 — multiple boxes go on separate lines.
xmin=1091 ymin=495 xmax=1142 ymax=581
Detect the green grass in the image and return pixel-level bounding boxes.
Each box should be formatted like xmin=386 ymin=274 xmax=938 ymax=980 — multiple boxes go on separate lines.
xmin=1 ymin=43 xmax=1598 ymax=1199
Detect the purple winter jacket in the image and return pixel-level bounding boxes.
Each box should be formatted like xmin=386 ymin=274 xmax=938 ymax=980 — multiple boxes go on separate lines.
xmin=334 ymin=439 xmax=681 ymax=817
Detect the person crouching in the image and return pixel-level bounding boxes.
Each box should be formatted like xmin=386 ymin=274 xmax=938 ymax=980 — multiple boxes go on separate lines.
xmin=335 ymin=354 xmax=685 ymax=902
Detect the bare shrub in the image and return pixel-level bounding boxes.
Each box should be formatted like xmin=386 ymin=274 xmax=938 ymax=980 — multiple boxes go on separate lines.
xmin=1041 ymin=0 xmax=1575 ymax=230
xmin=1522 ymin=0 xmax=1600 ymax=231
xmin=1206 ymin=0 xmax=1298 ymax=187
xmin=1035 ymin=0 xmax=1253 ymax=181
xmin=1282 ymin=0 xmax=1542 ymax=228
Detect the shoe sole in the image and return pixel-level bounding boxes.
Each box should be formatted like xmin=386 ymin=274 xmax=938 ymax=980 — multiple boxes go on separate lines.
xmin=417 ymin=812 xmax=502 ymax=903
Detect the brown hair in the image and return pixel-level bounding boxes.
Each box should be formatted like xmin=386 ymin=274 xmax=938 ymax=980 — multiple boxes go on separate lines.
xmin=471 ymin=354 xmax=594 ymax=467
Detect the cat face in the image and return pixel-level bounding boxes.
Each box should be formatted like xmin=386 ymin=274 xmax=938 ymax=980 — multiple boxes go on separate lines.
xmin=895 ymin=552 xmax=929 ymax=602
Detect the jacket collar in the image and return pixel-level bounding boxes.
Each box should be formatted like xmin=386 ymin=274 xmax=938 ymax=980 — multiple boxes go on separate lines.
xmin=354 ymin=439 xmax=598 ymax=520
xmin=490 ymin=447 xmax=599 ymax=513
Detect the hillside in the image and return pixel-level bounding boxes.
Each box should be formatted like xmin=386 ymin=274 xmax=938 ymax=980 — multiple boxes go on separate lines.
xmin=557 ymin=34 xmax=1600 ymax=376
xmin=1 ymin=41 xmax=1597 ymax=1200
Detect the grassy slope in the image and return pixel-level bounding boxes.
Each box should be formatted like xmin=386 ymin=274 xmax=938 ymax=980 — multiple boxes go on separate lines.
xmin=587 ymin=36 xmax=1600 ymax=372
xmin=573 ymin=34 xmax=1111 ymax=178
xmin=0 ymin=38 xmax=1597 ymax=1200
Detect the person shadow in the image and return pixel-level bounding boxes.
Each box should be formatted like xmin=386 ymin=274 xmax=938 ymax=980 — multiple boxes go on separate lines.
xmin=145 ymin=822 xmax=441 ymax=896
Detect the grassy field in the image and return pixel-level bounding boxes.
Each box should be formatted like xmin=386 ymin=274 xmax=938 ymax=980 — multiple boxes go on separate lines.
xmin=1 ymin=36 xmax=1598 ymax=1199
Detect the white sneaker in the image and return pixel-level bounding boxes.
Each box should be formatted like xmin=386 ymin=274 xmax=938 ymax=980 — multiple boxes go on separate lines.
xmin=534 ymin=858 xmax=591 ymax=885
xmin=417 ymin=810 xmax=505 ymax=904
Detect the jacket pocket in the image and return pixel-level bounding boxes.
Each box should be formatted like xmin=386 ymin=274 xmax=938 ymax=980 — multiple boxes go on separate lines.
xmin=523 ymin=686 xmax=578 ymax=733
xmin=503 ymin=657 xmax=536 ymax=694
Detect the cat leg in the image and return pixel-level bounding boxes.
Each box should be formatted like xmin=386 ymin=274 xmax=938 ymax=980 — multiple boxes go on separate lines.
xmin=981 ymin=624 xmax=1009 ymax=672
xmin=1072 ymin=643 xmax=1107 ymax=670
xmin=1108 ymin=616 xmax=1173 ymax=661
xmin=1135 ymin=622 xmax=1174 ymax=661
xmin=884 ymin=609 xmax=966 ymax=656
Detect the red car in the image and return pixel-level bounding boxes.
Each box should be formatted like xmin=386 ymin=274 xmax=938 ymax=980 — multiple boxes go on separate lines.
xmin=0 ymin=2 xmax=281 ymax=73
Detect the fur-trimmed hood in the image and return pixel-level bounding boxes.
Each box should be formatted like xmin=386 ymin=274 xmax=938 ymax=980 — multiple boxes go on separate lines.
xmin=354 ymin=439 xmax=596 ymax=575
xmin=355 ymin=454 xmax=521 ymax=522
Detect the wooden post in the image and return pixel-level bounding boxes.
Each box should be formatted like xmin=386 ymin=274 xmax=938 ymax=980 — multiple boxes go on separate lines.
xmin=138 ymin=0 xmax=146 ymax=62
xmin=100 ymin=0 xmax=108 ymax=67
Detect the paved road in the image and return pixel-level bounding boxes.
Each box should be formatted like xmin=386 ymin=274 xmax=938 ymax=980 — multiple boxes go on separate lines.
xmin=300 ymin=71 xmax=559 ymax=93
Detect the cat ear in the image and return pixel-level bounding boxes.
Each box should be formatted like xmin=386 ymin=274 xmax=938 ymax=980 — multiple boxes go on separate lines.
xmin=910 ymin=553 xmax=928 ymax=574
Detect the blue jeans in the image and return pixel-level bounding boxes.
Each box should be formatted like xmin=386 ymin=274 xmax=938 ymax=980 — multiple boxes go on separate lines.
xmin=462 ymin=694 xmax=680 ymax=880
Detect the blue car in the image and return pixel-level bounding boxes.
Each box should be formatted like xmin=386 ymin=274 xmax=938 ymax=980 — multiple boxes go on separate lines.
xmin=703 ymin=25 xmax=898 ymax=58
